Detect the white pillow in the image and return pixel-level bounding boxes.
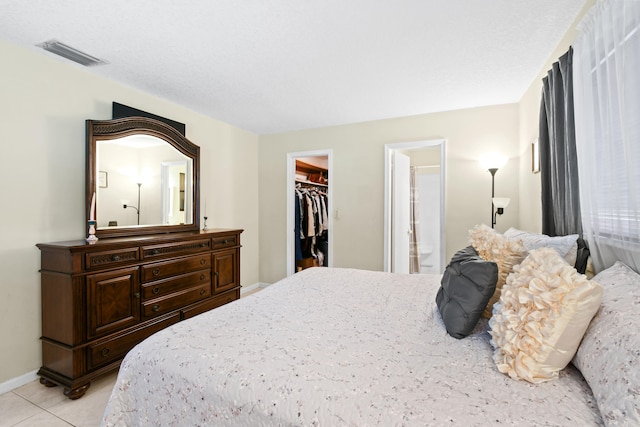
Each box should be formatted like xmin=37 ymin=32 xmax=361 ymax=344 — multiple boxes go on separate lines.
xmin=503 ymin=227 xmax=578 ymax=266
xmin=489 ymin=247 xmax=603 ymax=384
xmin=572 ymin=261 xmax=640 ymax=425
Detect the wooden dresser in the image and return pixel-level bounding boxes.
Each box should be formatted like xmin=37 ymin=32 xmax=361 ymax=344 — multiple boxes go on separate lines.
xmin=36 ymin=228 xmax=242 ymax=399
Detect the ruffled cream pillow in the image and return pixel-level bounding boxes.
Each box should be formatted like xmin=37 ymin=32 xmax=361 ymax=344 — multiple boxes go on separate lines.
xmin=469 ymin=224 xmax=526 ymax=318
xmin=489 ymin=247 xmax=603 ymax=384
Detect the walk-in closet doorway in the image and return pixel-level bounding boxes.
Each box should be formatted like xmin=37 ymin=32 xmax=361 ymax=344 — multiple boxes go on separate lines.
xmin=384 ymin=140 xmax=446 ymax=274
xmin=287 ymin=150 xmax=333 ymax=276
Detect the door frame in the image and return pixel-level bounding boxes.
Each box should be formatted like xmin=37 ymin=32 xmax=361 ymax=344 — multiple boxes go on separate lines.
xmin=383 ymin=139 xmax=446 ymax=273
xmin=391 ymin=150 xmax=411 ymax=274
xmin=160 ymin=160 xmax=191 ymax=226
xmin=286 ymin=149 xmax=334 ymax=276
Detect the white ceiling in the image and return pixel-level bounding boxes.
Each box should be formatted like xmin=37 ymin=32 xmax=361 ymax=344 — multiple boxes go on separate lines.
xmin=0 ymin=0 xmax=587 ymax=134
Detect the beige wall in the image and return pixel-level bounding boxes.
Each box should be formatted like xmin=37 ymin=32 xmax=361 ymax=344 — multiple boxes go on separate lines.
xmin=0 ymin=39 xmax=259 ymax=385
xmin=517 ymin=0 xmax=596 ymax=232
xmin=258 ymin=104 xmax=520 ymax=284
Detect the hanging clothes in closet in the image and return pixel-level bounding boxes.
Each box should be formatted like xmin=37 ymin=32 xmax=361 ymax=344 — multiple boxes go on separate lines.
xmin=295 ymin=183 xmax=329 ymax=270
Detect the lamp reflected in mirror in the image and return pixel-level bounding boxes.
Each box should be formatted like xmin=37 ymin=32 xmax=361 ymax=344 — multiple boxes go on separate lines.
xmin=123 ymin=182 xmax=142 ymax=225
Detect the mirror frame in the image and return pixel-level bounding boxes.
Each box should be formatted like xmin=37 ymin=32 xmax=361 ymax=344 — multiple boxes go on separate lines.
xmin=86 ymin=116 xmax=200 ymax=238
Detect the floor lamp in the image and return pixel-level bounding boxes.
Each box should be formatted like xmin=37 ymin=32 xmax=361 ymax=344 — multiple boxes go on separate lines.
xmin=481 ymin=155 xmax=510 ymax=229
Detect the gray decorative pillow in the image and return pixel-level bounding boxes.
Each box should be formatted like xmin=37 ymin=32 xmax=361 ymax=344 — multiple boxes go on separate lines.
xmin=436 ymin=246 xmax=498 ymax=339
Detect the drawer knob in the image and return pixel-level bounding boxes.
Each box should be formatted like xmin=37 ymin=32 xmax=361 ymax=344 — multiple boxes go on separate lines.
xmin=200 ymin=288 xmax=206 ymax=296
xmin=135 ymin=292 xmax=140 ymax=299
xmin=111 ymin=255 xmax=120 ymax=261
xmin=152 ymin=304 xmax=160 ymax=312
xmin=222 ymin=240 xmax=229 ymax=244
xmin=152 ymin=268 xmax=161 ymax=276
xmin=200 ymin=243 xmax=207 ymax=247
xmin=152 ymin=287 xmax=160 ymax=294
xmin=200 ymin=274 xmax=206 ymax=280
xmin=200 ymin=259 xmax=206 ymax=265
xmin=101 ymin=348 xmax=110 ymax=357
xmin=152 ymin=249 xmax=160 ymax=255
xmin=214 ymin=271 xmax=219 ymax=277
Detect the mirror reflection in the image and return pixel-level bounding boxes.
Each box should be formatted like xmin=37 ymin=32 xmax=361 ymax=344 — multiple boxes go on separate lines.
xmin=96 ymin=135 xmax=193 ymax=229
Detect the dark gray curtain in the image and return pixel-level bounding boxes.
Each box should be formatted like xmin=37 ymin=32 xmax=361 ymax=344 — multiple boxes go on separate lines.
xmin=539 ymin=47 xmax=582 ymax=237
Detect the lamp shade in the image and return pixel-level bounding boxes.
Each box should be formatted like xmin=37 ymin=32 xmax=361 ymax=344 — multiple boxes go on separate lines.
xmin=492 ymin=197 xmax=510 ymax=209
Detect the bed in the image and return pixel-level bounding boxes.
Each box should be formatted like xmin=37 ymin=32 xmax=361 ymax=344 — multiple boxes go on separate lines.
xmin=101 ymin=264 xmax=629 ymax=426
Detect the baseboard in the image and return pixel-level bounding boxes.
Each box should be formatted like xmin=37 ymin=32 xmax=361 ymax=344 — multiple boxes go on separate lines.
xmin=0 ymin=369 xmax=39 ymax=395
xmin=240 ymin=282 xmax=271 ymax=295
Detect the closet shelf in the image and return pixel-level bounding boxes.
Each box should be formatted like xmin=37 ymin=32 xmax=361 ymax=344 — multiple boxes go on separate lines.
xmin=295 ymin=179 xmax=328 ymax=187
xmin=296 ymin=160 xmax=327 ymax=175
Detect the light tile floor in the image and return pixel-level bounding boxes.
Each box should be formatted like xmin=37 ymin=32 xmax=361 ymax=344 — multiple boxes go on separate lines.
xmin=0 ymin=370 xmax=117 ymax=427
xmin=0 ymin=287 xmax=263 ymax=427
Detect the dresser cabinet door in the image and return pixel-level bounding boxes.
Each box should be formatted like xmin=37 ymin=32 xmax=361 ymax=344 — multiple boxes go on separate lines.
xmin=213 ymin=249 xmax=238 ymax=293
xmin=87 ymin=267 xmax=140 ymax=339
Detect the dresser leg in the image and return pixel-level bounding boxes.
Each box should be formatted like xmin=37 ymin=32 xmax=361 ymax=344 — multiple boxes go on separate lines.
xmin=39 ymin=377 xmax=58 ymax=388
xmin=63 ymin=383 xmax=91 ymax=400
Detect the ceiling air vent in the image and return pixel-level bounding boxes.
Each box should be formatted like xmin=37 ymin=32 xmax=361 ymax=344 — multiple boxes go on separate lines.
xmin=37 ymin=39 xmax=106 ymax=66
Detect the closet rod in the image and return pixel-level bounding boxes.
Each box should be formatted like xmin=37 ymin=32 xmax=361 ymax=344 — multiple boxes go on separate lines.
xmin=295 ymin=179 xmax=328 ymax=188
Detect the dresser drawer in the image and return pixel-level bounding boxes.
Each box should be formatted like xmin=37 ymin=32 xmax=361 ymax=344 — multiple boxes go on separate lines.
xmin=141 ymin=254 xmax=211 ymax=283
xmin=85 ymin=247 xmax=140 ymax=270
xmin=182 ymin=288 xmax=239 ymax=320
xmin=142 ymin=269 xmax=211 ymax=300
xmin=212 ymin=234 xmax=238 ymax=250
xmin=141 ymin=239 xmax=211 ymax=261
xmin=87 ymin=313 xmax=180 ymax=370
xmin=142 ymin=283 xmax=211 ymax=319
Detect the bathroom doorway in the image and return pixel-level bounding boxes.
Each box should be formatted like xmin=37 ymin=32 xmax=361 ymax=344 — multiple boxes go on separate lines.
xmin=384 ymin=140 xmax=446 ymax=274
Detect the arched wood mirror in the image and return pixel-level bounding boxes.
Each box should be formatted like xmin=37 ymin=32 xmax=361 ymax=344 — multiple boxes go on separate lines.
xmin=86 ymin=116 xmax=200 ymax=238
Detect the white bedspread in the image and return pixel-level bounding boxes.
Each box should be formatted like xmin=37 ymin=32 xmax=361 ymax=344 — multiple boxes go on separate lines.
xmin=102 ymin=267 xmax=602 ymax=426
